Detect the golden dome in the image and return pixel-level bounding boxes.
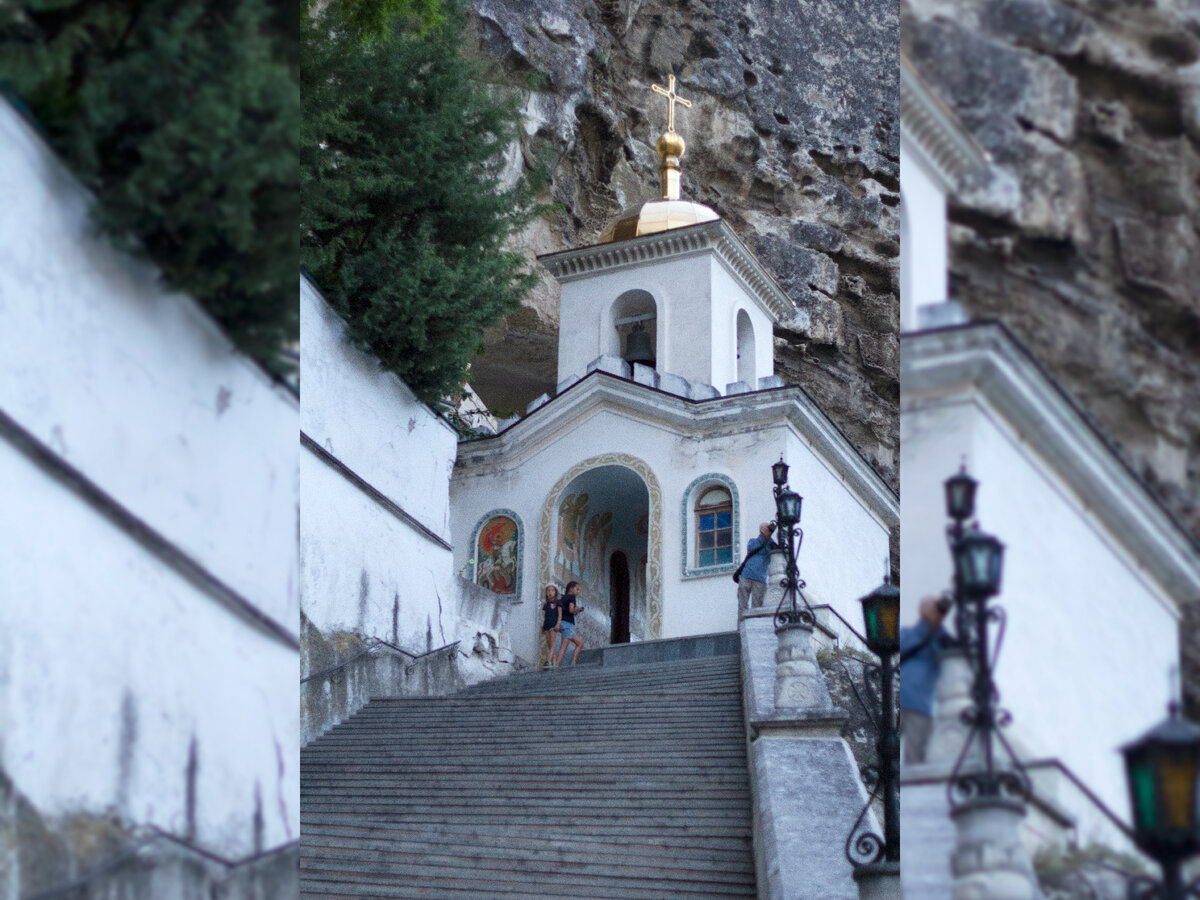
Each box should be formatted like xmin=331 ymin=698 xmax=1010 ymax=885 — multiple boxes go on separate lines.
xmin=656 ymin=130 xmax=686 ymax=159
xmin=599 ymin=198 xmax=719 ymax=243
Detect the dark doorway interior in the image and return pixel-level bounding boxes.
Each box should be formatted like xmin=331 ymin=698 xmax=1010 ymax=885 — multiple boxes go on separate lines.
xmin=610 ymin=551 xmax=630 ymax=644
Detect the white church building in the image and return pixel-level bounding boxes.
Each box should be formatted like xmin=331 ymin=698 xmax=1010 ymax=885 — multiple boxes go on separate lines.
xmin=899 ymin=51 xmax=1200 ymax=897
xmin=451 ymin=92 xmax=899 ymax=665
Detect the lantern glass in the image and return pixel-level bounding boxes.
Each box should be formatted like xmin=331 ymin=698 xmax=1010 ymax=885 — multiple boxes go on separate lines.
xmin=944 ymin=468 xmax=977 ymax=522
xmin=776 ymin=489 xmax=802 ymax=527
xmin=1121 ymin=707 xmax=1200 ymax=858
xmin=954 ymin=530 xmax=1004 ymax=596
xmin=860 ymin=582 xmax=900 ymax=656
xmin=772 ymin=458 xmax=790 ymax=487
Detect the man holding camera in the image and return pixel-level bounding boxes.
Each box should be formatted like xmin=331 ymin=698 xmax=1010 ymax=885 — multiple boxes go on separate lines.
xmin=898 ymin=595 xmax=953 ymax=765
xmin=736 ymin=522 xmax=776 ymax=611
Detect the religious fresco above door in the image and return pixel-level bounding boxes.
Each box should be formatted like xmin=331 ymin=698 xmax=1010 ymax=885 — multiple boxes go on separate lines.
xmin=474 ymin=513 xmax=519 ymax=596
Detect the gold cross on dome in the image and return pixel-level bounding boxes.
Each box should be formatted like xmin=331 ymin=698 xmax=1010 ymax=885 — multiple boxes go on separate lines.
xmin=651 ymin=74 xmax=692 ymax=133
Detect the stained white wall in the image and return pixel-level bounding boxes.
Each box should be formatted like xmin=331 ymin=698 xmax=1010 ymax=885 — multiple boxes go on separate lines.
xmin=900 ymin=390 xmax=1180 ymax=846
xmin=557 ymin=249 xmax=774 ymax=391
xmin=710 ymin=258 xmax=773 ymax=389
xmin=0 ymin=99 xmax=299 ymax=855
xmin=299 ymin=278 xmax=459 ymax=649
xmin=451 ymin=396 xmax=891 ymax=663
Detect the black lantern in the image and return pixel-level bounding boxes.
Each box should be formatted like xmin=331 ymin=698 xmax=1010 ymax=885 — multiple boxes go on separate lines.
xmin=945 ymin=465 xmax=978 ymax=522
xmin=953 ymin=527 xmax=1004 ymax=597
xmin=772 ymin=457 xmax=790 ymax=487
xmin=775 ymin=488 xmax=802 ymax=527
xmin=858 ymin=579 xmax=900 ymax=656
xmin=1121 ymin=704 xmax=1200 ymax=863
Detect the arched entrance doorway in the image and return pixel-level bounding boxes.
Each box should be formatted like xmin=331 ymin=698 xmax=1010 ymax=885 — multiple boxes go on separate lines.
xmin=539 ymin=455 xmax=661 ymax=661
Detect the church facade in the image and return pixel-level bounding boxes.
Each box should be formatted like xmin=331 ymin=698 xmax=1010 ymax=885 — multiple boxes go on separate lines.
xmin=451 ymin=84 xmax=899 ymax=664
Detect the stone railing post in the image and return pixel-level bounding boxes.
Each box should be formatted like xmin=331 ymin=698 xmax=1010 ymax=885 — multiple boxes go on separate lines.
xmin=950 ymin=797 xmax=1039 ymax=900
xmin=774 ymin=617 xmax=832 ymax=711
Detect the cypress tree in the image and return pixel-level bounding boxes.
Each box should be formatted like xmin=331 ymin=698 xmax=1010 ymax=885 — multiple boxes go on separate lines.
xmin=301 ymin=0 xmax=540 ymax=404
xmin=0 ymin=0 xmax=298 ymax=374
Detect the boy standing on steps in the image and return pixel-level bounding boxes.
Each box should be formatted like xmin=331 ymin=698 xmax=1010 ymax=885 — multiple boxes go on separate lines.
xmin=554 ymin=581 xmax=586 ymax=666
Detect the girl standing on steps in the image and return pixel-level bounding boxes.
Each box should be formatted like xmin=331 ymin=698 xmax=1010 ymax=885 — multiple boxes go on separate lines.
xmin=541 ymin=584 xmax=563 ymax=666
xmin=554 ymin=581 xmax=586 ymax=667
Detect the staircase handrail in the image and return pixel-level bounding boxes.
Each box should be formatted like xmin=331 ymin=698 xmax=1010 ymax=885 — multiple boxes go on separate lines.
xmin=301 ymin=636 xmax=461 ymax=684
xmin=22 ymin=826 xmax=299 ymax=900
xmin=809 ymin=602 xmax=868 ymax=648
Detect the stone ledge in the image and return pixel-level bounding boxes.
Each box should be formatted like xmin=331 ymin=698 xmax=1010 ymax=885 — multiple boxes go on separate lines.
xmin=750 ymin=708 xmax=850 ymax=739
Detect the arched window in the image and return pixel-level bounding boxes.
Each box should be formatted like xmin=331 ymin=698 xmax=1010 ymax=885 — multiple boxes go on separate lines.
xmin=696 ymin=487 xmax=733 ymax=567
xmin=680 ymin=474 xmax=739 ymax=578
xmin=735 ymin=309 xmax=755 ymax=385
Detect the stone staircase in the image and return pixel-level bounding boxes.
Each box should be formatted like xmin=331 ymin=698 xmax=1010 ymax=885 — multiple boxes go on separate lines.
xmin=300 ymin=642 xmax=756 ymax=898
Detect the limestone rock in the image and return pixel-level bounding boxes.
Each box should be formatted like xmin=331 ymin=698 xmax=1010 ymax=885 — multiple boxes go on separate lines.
xmin=464 ymin=0 xmax=900 ymax=492
xmin=906 ymin=0 xmax=1200 ymax=710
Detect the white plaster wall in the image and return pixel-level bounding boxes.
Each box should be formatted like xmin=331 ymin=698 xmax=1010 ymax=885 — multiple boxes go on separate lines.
xmin=300 ymin=451 xmax=455 ymax=650
xmin=899 ymin=135 xmax=949 ymax=331
xmin=710 ymin=258 xmax=773 ymax=389
xmin=557 ymin=255 xmax=712 ymax=386
xmin=900 ymin=392 xmax=1179 ymax=844
xmin=299 ymin=279 xmax=459 ymax=647
xmin=0 ymin=99 xmax=298 ymax=855
xmin=301 ymin=279 xmax=457 ymax=538
xmin=0 ymin=439 xmax=299 ymax=854
xmin=0 ymin=101 xmax=299 ymax=631
xmin=452 ymin=401 xmax=891 ymax=663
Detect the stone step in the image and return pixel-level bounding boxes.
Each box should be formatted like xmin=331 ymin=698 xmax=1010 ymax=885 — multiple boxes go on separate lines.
xmin=301 ymin=822 xmax=754 ymax=856
xmin=300 ymin=858 xmax=756 ymax=899
xmin=301 ymin=650 xmax=754 ymax=895
xmin=302 ymin=847 xmax=755 ymax=885
xmin=302 ymin=774 xmax=750 ymax=791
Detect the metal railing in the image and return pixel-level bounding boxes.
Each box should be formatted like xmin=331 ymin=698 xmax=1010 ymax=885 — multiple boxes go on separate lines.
xmin=23 ymin=826 xmax=299 ymax=900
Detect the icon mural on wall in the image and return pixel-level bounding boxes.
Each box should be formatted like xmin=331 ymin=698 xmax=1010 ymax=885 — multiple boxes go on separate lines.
xmin=476 ymin=515 xmax=518 ymax=595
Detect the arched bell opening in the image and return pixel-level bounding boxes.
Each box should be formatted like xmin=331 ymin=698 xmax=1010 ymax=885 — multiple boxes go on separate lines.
xmin=607 ymin=289 xmax=658 ymax=371
xmin=735 ymin=309 xmax=755 ymax=386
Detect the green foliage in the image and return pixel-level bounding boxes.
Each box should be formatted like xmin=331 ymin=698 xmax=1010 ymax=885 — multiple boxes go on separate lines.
xmin=301 ymin=1 xmax=540 ymax=404
xmin=0 ymin=0 xmax=299 ymax=374
xmin=302 ymin=0 xmax=442 ymax=42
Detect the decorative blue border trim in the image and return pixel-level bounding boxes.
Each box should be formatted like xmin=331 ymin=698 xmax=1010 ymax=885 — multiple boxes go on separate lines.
xmin=680 ymin=473 xmax=739 ymax=579
xmin=470 ymin=508 xmax=524 ymax=602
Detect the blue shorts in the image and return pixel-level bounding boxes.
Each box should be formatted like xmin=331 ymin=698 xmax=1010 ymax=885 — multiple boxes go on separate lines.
xmin=559 ymin=621 xmax=575 ymax=640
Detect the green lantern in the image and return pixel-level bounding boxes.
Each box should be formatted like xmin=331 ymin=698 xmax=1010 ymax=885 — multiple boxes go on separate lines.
xmin=953 ymin=527 xmax=1004 ymax=598
xmin=775 ymin=488 xmax=802 ymax=528
xmin=1121 ymin=705 xmax=1200 ymax=862
xmin=859 ymin=580 xmax=900 ymax=656
xmin=944 ymin=465 xmax=978 ymax=522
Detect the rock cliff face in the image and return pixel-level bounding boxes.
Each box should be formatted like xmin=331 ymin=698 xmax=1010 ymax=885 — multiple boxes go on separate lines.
xmin=463 ymin=0 xmax=900 ymax=488
xmin=902 ymin=0 xmax=1200 ymax=711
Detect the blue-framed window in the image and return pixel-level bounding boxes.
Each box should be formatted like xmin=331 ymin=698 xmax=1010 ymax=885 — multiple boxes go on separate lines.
xmin=696 ymin=487 xmax=733 ymax=567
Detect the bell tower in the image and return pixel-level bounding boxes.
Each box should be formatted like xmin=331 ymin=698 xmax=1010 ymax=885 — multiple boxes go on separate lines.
xmin=541 ymin=75 xmax=792 ymax=397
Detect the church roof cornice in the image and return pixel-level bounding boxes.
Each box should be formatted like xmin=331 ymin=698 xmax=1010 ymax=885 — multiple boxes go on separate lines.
xmin=900 ymin=53 xmax=991 ymax=191
xmin=902 ymin=321 xmax=1200 ymax=607
xmin=538 ymin=220 xmax=794 ymax=322
xmin=455 ymin=372 xmax=898 ymax=529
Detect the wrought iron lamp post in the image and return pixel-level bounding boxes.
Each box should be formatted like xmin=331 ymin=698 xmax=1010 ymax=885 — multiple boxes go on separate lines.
xmin=846 ymin=578 xmax=901 ymax=869
xmin=772 ymin=457 xmax=812 ymax=627
xmin=1119 ymin=704 xmax=1200 ymax=900
xmin=942 ymin=466 xmax=1028 ymax=805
